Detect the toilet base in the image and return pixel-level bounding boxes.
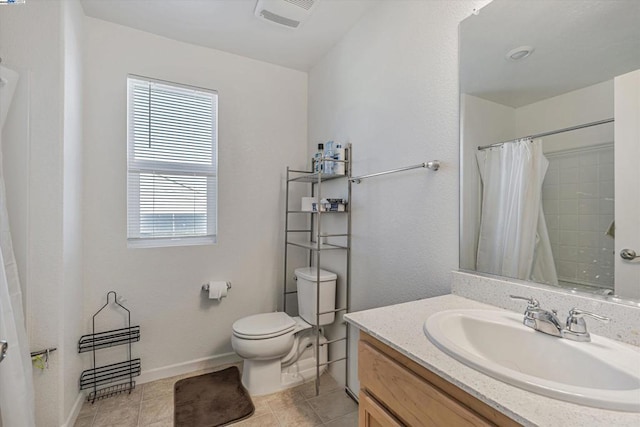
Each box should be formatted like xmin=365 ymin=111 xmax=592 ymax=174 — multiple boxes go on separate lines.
xmin=241 ymin=359 xmax=283 ymax=396
xmin=241 ymin=335 xmax=328 ymax=396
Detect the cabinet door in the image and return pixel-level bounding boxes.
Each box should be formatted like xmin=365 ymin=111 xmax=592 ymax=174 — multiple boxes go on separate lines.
xmin=359 ymin=391 xmax=404 ymax=427
xmin=359 ymin=341 xmax=494 ymax=426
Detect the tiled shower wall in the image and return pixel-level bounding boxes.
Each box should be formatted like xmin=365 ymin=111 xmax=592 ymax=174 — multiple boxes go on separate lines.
xmin=542 ymin=144 xmax=615 ymax=289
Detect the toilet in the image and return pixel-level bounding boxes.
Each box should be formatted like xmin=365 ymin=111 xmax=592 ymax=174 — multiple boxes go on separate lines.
xmin=231 ymin=267 xmax=337 ymax=396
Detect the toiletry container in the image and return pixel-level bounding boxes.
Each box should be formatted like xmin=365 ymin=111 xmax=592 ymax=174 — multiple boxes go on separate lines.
xmin=314 ymin=143 xmax=324 ymax=173
xmin=301 ymin=197 xmax=315 ymax=212
xmin=294 ymin=267 xmax=337 ymax=325
xmin=333 ymin=143 xmax=345 ymax=175
xmin=324 ymin=141 xmax=334 ymax=175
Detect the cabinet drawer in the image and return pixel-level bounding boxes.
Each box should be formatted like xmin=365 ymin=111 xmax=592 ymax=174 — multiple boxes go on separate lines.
xmin=359 ymin=340 xmax=494 ymax=427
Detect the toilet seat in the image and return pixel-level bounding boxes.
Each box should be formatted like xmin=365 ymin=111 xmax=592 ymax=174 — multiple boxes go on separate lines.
xmin=232 ymin=312 xmax=296 ymax=340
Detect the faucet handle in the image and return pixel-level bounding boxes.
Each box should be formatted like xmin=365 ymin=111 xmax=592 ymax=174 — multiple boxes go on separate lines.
xmin=509 ymin=295 xmax=539 ymax=308
xmin=566 ymin=308 xmax=610 ymax=330
xmin=564 ymin=308 xmax=611 ymax=342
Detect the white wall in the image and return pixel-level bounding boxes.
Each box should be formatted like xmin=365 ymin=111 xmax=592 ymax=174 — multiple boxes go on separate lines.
xmin=82 ymin=17 xmax=308 ymax=378
xmin=307 ymin=0 xmax=491 ymax=391
xmin=0 ymin=1 xmax=64 ymax=425
xmin=61 ymin=0 xmax=86 ymax=422
xmin=0 ymin=0 xmax=85 ymax=425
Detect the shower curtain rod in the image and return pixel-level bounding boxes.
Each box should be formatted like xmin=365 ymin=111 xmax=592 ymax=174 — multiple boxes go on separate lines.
xmin=477 ymin=118 xmax=615 ymax=151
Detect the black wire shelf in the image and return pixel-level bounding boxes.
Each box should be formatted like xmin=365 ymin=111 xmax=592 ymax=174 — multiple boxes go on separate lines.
xmin=79 ymin=358 xmax=141 ymax=390
xmin=87 ymin=381 xmax=137 ymax=402
xmin=78 ymin=326 xmax=140 ymax=353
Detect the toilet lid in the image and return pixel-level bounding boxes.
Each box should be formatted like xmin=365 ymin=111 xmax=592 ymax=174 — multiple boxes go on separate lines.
xmin=232 ymin=312 xmax=296 ymax=339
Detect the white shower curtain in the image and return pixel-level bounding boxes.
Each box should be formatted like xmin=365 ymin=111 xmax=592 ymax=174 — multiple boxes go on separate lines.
xmin=0 ymin=66 xmax=35 ymax=426
xmin=475 ymin=138 xmax=558 ymax=285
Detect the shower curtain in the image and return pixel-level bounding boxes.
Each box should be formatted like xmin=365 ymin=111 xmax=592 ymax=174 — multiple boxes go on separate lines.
xmin=475 ymin=138 xmax=558 ymax=285
xmin=0 ymin=65 xmax=35 ymax=426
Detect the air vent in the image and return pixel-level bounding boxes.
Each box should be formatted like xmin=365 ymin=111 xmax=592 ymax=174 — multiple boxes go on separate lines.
xmin=284 ymin=0 xmax=315 ymax=10
xmin=254 ymin=0 xmax=320 ymax=30
xmin=260 ymin=10 xmax=300 ymax=28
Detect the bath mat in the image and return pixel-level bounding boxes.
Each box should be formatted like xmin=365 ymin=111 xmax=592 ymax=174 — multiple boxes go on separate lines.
xmin=174 ymin=366 xmax=255 ymax=427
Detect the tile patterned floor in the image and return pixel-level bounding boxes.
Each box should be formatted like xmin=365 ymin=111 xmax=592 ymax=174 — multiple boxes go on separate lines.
xmin=74 ymin=364 xmax=358 ymax=427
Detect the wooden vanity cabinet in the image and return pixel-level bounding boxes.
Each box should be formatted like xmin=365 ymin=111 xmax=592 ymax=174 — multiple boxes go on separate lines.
xmin=359 ymin=391 xmax=404 ymax=427
xmin=358 ymin=332 xmax=521 ymax=427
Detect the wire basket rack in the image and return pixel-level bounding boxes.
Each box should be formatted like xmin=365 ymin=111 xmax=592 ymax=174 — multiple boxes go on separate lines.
xmin=78 ymin=291 xmax=141 ymax=403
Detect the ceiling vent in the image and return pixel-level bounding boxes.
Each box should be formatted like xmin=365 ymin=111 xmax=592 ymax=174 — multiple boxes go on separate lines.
xmin=254 ymin=0 xmax=320 ymax=30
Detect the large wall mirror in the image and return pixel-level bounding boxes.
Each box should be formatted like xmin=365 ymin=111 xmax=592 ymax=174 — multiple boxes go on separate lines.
xmin=459 ymin=0 xmax=640 ymax=302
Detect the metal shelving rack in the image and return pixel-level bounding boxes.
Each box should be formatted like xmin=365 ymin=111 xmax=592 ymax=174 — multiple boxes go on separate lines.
xmin=283 ymin=144 xmax=352 ymax=398
xmin=79 ymin=291 xmax=141 ymax=403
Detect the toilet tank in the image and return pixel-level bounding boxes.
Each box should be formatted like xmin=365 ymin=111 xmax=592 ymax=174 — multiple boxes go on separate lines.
xmin=294 ymin=267 xmax=337 ymax=325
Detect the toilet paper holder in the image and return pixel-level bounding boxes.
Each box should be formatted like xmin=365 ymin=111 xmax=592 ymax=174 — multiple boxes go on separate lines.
xmin=201 ymin=282 xmax=232 ymax=292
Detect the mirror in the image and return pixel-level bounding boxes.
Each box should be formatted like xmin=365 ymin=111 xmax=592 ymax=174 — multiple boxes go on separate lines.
xmin=459 ymin=0 xmax=640 ymax=302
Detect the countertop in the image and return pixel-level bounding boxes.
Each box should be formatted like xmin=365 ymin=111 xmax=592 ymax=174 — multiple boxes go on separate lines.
xmin=344 ymin=294 xmax=640 ymax=427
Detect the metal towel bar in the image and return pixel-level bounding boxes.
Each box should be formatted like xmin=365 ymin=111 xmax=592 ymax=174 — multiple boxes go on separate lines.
xmin=350 ymin=160 xmax=440 ymax=183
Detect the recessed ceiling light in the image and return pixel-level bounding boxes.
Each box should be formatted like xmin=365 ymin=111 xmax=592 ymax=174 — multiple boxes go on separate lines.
xmin=506 ymin=46 xmax=535 ymax=61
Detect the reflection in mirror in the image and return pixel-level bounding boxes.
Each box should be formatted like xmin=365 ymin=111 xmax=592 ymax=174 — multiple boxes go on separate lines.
xmin=459 ymin=0 xmax=640 ymax=301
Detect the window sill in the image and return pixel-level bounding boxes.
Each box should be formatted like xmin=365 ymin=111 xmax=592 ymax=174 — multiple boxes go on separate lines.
xmin=127 ymin=235 xmax=217 ymax=249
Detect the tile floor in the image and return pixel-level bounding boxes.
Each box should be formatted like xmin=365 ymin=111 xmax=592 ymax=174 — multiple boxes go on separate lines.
xmin=74 ymin=364 xmax=358 ymax=427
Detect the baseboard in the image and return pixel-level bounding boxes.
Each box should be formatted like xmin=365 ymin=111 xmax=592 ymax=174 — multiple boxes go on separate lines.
xmin=61 ymin=392 xmax=85 ymax=427
xmin=136 ymin=352 xmax=242 ymax=385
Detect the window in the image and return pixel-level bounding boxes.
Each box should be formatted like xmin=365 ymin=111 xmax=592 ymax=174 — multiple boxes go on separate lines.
xmin=127 ymin=76 xmax=217 ymax=247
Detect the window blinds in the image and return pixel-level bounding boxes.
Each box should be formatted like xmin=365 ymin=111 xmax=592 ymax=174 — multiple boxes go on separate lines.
xmin=127 ymin=76 xmax=217 ymax=246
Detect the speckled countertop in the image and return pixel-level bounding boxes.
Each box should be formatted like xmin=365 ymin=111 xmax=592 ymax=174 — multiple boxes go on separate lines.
xmin=344 ymin=294 xmax=640 ymax=427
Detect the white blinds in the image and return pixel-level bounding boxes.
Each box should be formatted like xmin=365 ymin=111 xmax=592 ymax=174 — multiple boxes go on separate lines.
xmin=127 ymin=76 xmax=217 ymax=246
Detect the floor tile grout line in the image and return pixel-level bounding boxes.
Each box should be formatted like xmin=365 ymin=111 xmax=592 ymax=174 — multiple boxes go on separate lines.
xmin=265 ymin=400 xmax=282 ymax=427
xmin=89 ymin=408 xmax=97 ymax=427
xmin=302 ymin=399 xmax=325 ymax=426
xmin=265 ymin=399 xmax=284 ymax=427
xmin=136 ymin=385 xmax=144 ymax=427
xmin=307 ymin=386 xmax=357 ymax=425
xmin=305 ymin=394 xmax=326 ymax=424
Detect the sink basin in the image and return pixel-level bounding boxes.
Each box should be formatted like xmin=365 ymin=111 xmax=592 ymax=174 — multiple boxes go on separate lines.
xmin=424 ymin=309 xmax=640 ymax=412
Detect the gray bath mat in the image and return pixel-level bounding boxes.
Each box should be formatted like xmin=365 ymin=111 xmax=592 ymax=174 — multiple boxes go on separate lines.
xmin=174 ymin=366 xmax=255 ymax=427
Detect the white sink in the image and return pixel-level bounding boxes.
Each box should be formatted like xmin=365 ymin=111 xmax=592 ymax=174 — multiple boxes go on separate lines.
xmin=424 ymin=309 xmax=640 ymax=412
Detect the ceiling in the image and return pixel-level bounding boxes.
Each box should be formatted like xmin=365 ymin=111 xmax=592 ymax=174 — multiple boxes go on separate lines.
xmin=460 ymin=0 xmax=640 ymax=108
xmin=81 ymin=0 xmax=380 ymax=71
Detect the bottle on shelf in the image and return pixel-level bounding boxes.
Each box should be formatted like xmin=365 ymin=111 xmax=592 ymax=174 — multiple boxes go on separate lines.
xmin=333 ymin=143 xmax=345 ymax=175
xmin=324 ymin=141 xmax=335 ymax=175
xmin=314 ymin=143 xmax=324 ymax=173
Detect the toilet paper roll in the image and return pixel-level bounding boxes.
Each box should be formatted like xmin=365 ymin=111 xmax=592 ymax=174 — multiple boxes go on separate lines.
xmin=208 ymin=281 xmax=229 ymax=301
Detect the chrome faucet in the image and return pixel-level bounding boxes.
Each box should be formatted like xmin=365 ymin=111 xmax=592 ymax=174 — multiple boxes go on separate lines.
xmin=509 ymin=295 xmax=610 ymax=342
xmin=510 ymin=295 xmax=563 ymax=337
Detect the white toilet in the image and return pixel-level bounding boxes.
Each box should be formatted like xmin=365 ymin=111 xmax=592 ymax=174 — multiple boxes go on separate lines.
xmin=231 ymin=267 xmax=337 ymax=396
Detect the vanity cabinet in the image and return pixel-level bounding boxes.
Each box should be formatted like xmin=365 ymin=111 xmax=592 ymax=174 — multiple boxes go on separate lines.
xmin=359 ymin=391 xmax=404 ymax=427
xmin=358 ymin=332 xmax=520 ymax=427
